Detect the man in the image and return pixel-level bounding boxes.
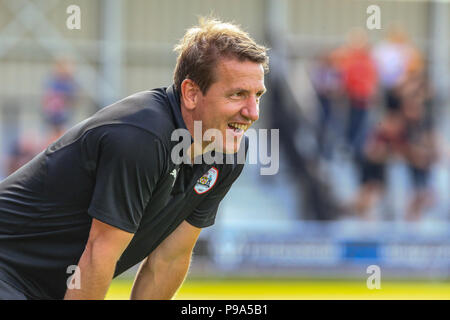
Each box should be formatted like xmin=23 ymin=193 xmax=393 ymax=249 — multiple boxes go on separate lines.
xmin=0 ymin=18 xmax=268 ymax=300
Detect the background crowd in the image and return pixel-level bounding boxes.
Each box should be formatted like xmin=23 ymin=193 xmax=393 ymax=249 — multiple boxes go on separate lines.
xmin=305 ymin=26 xmax=442 ymax=222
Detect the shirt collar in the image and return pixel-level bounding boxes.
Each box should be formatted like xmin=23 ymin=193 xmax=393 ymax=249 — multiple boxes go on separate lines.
xmin=166 ymin=84 xmax=195 ymax=166
xmin=166 ymin=84 xmax=188 ymax=131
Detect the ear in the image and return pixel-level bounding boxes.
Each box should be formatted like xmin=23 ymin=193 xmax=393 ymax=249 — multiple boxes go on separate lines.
xmin=180 ymin=79 xmax=201 ymax=110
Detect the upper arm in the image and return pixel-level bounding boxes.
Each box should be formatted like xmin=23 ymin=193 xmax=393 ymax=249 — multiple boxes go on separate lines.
xmin=85 ymin=218 xmax=134 ymax=260
xmin=186 ymin=165 xmax=244 ymax=228
xmin=87 ymin=125 xmax=166 ymax=233
xmin=150 ymin=221 xmax=201 ymax=262
xmin=187 ymin=138 xmax=248 ymax=229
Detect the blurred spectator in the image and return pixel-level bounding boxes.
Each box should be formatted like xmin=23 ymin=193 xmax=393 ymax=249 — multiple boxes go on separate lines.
xmin=42 ymin=57 xmax=78 ymax=143
xmin=310 ymin=51 xmax=342 ymax=159
xmin=350 ymin=111 xmax=404 ymax=220
xmin=349 ymin=66 xmax=437 ymax=222
xmin=4 ymin=59 xmax=78 ymax=176
xmin=398 ymin=71 xmax=437 ymax=221
xmin=373 ymin=26 xmax=425 ymax=113
xmin=337 ymin=29 xmax=378 ymax=157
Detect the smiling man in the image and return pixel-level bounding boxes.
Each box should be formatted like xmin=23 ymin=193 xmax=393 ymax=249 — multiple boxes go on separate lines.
xmin=181 ymin=58 xmax=266 ymax=156
xmin=175 ymin=21 xmax=267 ymax=158
xmin=0 ymin=18 xmax=269 ymax=300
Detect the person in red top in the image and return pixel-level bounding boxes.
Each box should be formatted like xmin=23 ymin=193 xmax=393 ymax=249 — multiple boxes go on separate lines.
xmin=338 ymin=29 xmax=378 ymax=157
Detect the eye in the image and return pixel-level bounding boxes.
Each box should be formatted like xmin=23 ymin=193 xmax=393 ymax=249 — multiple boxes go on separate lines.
xmin=255 ymin=91 xmax=265 ymax=102
xmin=230 ymin=91 xmax=246 ymax=99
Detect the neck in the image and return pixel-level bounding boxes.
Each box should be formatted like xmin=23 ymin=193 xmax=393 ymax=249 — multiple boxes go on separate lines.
xmin=180 ymin=102 xmax=210 ymax=163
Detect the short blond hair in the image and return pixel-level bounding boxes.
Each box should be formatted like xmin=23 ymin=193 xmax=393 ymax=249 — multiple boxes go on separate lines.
xmin=173 ymin=17 xmax=269 ymax=94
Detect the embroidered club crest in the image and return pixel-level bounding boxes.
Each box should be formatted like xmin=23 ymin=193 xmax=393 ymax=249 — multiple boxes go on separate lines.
xmin=194 ymin=167 xmax=218 ymax=194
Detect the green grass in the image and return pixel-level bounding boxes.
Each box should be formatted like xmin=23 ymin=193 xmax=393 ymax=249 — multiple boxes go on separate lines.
xmin=106 ymin=278 xmax=450 ymax=300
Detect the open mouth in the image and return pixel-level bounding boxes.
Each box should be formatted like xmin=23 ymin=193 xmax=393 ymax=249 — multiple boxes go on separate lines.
xmin=227 ymin=122 xmax=249 ymax=133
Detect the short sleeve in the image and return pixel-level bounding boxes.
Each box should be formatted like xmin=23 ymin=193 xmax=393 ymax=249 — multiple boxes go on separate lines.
xmin=87 ymin=125 xmax=166 ymax=233
xmin=186 ymin=137 xmax=249 ymax=228
xmin=186 ymin=163 xmax=244 ymax=228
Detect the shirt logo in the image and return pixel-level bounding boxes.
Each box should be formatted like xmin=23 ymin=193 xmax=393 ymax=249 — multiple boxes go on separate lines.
xmin=194 ymin=167 xmax=218 ymax=194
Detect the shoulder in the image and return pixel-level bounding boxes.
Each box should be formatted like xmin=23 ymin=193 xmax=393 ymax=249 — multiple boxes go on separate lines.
xmin=45 ymin=88 xmax=177 ymax=167
xmin=89 ymin=124 xmax=165 ymax=151
xmin=82 ymin=124 xmax=169 ymax=177
xmin=88 ymin=88 xmax=177 ymax=148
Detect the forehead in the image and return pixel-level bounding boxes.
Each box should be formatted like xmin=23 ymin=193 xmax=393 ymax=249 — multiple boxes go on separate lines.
xmin=213 ymin=58 xmax=265 ymax=90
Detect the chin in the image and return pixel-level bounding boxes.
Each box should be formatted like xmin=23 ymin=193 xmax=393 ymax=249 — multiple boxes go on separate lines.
xmin=222 ymin=131 xmax=244 ymax=154
xmin=223 ymin=139 xmax=242 ymax=154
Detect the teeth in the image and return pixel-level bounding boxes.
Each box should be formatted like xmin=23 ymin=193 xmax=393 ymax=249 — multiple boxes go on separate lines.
xmin=229 ymin=123 xmax=248 ymax=131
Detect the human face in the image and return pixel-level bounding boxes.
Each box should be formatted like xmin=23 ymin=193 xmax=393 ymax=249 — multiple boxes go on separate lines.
xmin=192 ymin=58 xmax=266 ymax=154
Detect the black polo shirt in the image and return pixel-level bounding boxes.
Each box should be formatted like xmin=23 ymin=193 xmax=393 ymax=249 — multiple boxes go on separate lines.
xmin=0 ymin=85 xmax=247 ymax=299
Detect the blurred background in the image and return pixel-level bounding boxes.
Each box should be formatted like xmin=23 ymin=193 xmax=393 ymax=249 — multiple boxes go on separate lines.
xmin=0 ymin=0 xmax=449 ymax=299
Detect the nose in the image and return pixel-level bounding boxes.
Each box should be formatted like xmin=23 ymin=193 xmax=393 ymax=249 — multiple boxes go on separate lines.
xmin=241 ymin=96 xmax=259 ymax=122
